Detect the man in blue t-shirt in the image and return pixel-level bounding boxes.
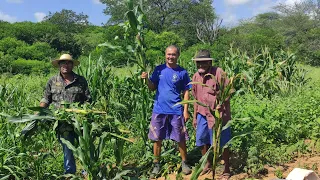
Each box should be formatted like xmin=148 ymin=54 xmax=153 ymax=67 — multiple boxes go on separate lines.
xmin=141 ymin=45 xmax=192 ymax=178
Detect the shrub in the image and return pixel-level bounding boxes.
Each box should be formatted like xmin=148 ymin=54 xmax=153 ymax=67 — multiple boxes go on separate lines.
xmin=11 ymin=58 xmax=52 ymax=75
xmin=13 ymin=42 xmax=58 ymax=61
xmin=0 ymin=52 xmax=14 ymax=73
xmin=0 ymin=37 xmax=26 ymax=54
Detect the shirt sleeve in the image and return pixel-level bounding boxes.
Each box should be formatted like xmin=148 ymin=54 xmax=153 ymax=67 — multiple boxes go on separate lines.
xmin=83 ymin=79 xmax=92 ymax=103
xmin=191 ymin=74 xmax=197 ymax=97
xmin=149 ymin=67 xmax=159 ymax=85
xmin=84 ymin=80 xmax=92 ymax=103
xmin=183 ymin=71 xmax=191 ymax=91
xmin=40 ymin=79 xmax=52 ymax=105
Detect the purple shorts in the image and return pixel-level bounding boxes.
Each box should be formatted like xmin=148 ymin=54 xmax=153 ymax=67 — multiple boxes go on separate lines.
xmin=148 ymin=113 xmax=189 ymax=142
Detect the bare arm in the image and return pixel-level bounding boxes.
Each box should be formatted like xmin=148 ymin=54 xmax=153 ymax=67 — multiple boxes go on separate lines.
xmin=40 ymin=102 xmax=49 ymax=108
xmin=146 ymin=78 xmax=156 ymax=91
xmin=39 ymin=79 xmax=52 ymax=108
xmin=182 ymin=90 xmax=190 ymax=122
xmin=141 ymin=72 xmax=156 ymax=91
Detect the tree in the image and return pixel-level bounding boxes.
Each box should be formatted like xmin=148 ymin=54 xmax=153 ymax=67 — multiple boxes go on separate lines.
xmin=196 ymin=16 xmax=222 ymax=45
xmin=74 ymin=26 xmax=106 ymax=55
xmin=273 ymin=0 xmax=320 ymax=64
xmin=100 ymin=0 xmax=216 ymax=47
xmin=43 ymin=9 xmax=90 ymax=33
xmin=0 ymin=37 xmax=26 ymax=54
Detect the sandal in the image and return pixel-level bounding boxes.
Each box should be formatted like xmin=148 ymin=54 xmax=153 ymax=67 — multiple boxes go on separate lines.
xmin=220 ymin=172 xmax=231 ymax=180
xmin=200 ymin=162 xmax=212 ymax=175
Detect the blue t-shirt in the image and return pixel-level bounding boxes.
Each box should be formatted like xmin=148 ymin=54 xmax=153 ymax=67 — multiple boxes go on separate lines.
xmin=150 ymin=64 xmax=191 ymax=115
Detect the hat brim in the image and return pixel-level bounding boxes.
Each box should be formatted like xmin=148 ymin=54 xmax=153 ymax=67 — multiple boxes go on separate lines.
xmin=52 ymin=59 xmax=80 ymax=67
xmin=192 ymin=58 xmax=213 ymax=61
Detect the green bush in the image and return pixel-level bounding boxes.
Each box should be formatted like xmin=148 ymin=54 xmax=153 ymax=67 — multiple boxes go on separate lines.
xmin=11 ymin=58 xmax=52 ymax=75
xmin=0 ymin=37 xmax=26 ymax=54
xmin=0 ymin=52 xmax=14 ymax=73
xmin=13 ymin=42 xmax=58 ymax=61
xmin=145 ymin=31 xmax=185 ymax=53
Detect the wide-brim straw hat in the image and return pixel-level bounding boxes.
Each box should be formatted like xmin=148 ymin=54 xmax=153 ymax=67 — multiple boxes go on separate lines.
xmin=52 ymin=54 xmax=80 ymax=67
xmin=192 ymin=50 xmax=213 ymax=61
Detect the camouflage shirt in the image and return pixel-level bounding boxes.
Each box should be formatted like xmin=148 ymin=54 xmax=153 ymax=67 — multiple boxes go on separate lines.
xmin=40 ymin=72 xmax=91 ymax=108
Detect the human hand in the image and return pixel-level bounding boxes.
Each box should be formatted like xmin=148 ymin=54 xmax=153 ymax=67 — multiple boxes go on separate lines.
xmin=183 ymin=111 xmax=189 ymax=122
xmin=141 ymin=72 xmax=148 ymax=79
xmin=216 ymin=104 xmax=221 ymax=111
xmin=192 ymin=118 xmax=197 ymax=129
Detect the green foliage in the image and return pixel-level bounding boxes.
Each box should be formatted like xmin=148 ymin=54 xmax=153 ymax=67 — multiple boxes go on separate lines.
xmin=43 ymin=9 xmax=89 ymax=33
xmin=145 ymin=31 xmax=185 ymax=64
xmin=11 ymin=59 xmax=52 ymax=75
xmin=0 ymin=37 xmax=26 ymax=55
xmin=13 ymin=42 xmax=58 ymax=61
xmin=0 ymin=52 xmax=14 ymax=73
xmin=101 ymin=0 xmax=215 ymax=45
xmin=231 ymin=84 xmax=320 ymax=174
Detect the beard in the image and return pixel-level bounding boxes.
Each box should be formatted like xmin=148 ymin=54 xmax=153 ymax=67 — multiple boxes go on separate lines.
xmin=198 ymin=68 xmax=207 ymax=74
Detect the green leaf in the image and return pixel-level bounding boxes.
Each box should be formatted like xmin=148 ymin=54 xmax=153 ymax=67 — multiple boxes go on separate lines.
xmin=126 ymin=0 xmax=134 ymax=10
xmin=112 ymin=170 xmax=132 ymax=180
xmin=9 ymin=114 xmax=55 ymax=123
xmin=53 ymin=120 xmax=59 ymax=131
xmin=190 ymin=146 xmax=213 ymax=180
xmin=109 ymin=132 xmax=134 ymax=143
xmin=126 ymin=11 xmax=138 ymax=32
xmin=21 ymin=120 xmax=37 ymax=137
xmin=28 ymin=107 xmax=53 ymax=115
xmin=60 ymin=138 xmax=77 ymax=152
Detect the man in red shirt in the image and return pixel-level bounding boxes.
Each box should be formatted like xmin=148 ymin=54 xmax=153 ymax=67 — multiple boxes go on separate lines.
xmin=192 ymin=50 xmax=231 ymax=179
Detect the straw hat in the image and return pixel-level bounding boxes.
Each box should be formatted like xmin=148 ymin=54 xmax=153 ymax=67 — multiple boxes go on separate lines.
xmin=52 ymin=54 xmax=80 ymax=67
xmin=192 ymin=50 xmax=213 ymax=61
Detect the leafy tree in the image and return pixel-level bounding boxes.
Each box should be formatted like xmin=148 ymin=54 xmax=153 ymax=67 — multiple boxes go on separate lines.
xmin=273 ymin=0 xmax=320 ymax=64
xmin=12 ymin=22 xmax=60 ymax=45
xmin=145 ymin=30 xmax=185 ymax=64
xmin=0 ymin=52 xmax=14 ymax=73
xmin=74 ymin=26 xmax=106 ymax=55
xmin=100 ymin=0 xmax=216 ymax=47
xmin=0 ymin=37 xmax=26 ymax=54
xmin=0 ymin=21 xmax=16 ymax=39
xmin=12 ymin=42 xmax=58 ymax=61
xmin=43 ymin=9 xmax=90 ymax=33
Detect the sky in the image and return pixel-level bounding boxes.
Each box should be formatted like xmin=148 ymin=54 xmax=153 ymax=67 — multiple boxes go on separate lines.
xmin=0 ymin=0 xmax=303 ymax=26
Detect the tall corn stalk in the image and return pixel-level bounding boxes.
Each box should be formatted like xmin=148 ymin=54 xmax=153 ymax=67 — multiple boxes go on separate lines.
xmin=123 ymin=0 xmax=151 ymax=149
xmin=177 ymin=73 xmax=237 ymax=180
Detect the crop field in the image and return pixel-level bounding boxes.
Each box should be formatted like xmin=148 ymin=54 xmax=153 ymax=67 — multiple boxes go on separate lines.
xmin=1 ymin=0 xmax=320 ymax=179
xmin=1 ymin=46 xmax=319 ymax=179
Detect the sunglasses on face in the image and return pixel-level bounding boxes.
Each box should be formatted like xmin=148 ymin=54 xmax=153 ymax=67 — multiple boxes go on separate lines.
xmin=59 ymin=61 xmax=73 ymax=66
xmin=196 ymin=61 xmax=212 ymax=65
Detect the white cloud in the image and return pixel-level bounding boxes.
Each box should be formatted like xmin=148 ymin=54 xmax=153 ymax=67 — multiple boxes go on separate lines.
xmin=92 ymin=0 xmax=102 ymax=5
xmin=225 ymin=0 xmax=252 ymax=6
xmin=34 ymin=12 xmax=46 ymax=22
xmin=0 ymin=11 xmax=17 ymax=22
xmin=252 ymin=0 xmax=277 ymax=16
xmin=220 ymin=12 xmax=237 ymax=26
xmin=283 ymin=0 xmax=303 ymax=6
xmin=6 ymin=0 xmax=23 ymax=3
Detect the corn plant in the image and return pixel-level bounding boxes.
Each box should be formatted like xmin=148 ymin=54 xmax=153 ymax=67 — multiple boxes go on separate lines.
xmin=122 ymin=0 xmax=153 ymax=154
xmin=77 ymin=55 xmax=114 ymax=104
xmin=221 ymin=46 xmax=308 ymax=98
xmin=0 ymin=147 xmax=27 ymax=179
xmin=177 ymin=73 xmax=238 ymax=180
xmin=7 ymin=103 xmax=133 ymax=180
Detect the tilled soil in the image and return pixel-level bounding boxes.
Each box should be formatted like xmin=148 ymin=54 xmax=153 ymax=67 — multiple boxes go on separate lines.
xmin=152 ymin=155 xmax=320 ymax=180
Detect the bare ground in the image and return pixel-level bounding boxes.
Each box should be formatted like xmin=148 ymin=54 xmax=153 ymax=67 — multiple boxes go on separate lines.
xmin=152 ymin=154 xmax=320 ymax=180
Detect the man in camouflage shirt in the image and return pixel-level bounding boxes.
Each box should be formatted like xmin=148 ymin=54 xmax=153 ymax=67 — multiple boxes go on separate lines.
xmin=40 ymin=54 xmax=91 ymax=174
